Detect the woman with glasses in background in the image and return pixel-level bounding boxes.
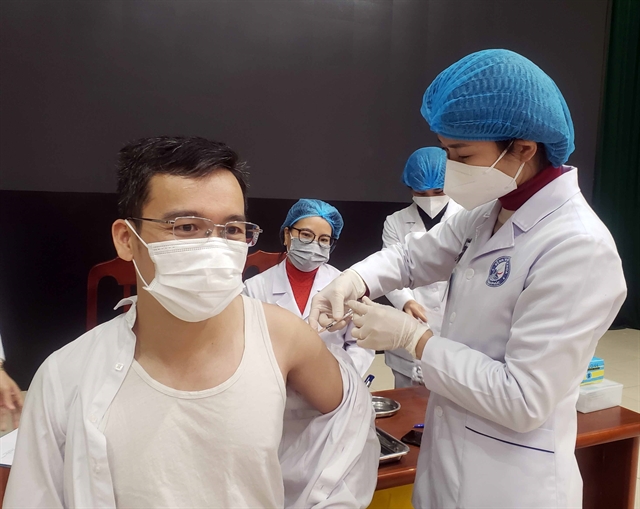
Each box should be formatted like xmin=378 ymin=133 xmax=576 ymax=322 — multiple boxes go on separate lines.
xmin=245 ymin=199 xmax=375 ymax=376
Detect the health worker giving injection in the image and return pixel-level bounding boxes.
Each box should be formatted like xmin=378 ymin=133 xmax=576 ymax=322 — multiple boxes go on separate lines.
xmin=309 ymin=49 xmax=626 ymax=509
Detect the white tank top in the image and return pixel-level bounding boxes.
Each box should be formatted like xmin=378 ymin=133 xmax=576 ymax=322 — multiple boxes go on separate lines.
xmin=102 ymin=296 xmax=287 ymax=508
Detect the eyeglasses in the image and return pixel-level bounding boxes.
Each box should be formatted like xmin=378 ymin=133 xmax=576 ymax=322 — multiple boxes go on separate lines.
xmin=130 ymin=216 xmax=263 ymax=247
xmin=289 ymin=227 xmax=336 ymax=248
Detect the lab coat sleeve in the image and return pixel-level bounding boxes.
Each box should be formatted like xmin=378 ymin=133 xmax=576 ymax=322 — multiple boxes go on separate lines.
xmin=279 ymin=345 xmax=379 ymax=508
xmin=354 ymin=214 xmax=466 ymax=300
xmin=342 ymin=322 xmax=375 ymax=377
xmin=420 ymin=235 xmax=627 ymax=433
xmin=381 ymin=217 xmax=416 ymax=310
xmin=0 ymin=336 xmax=4 ymax=361
xmin=4 ymin=358 xmax=66 ymax=508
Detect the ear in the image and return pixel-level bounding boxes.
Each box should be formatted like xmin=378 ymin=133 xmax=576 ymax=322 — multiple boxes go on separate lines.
xmin=283 ymin=227 xmax=292 ymax=250
xmin=511 ymin=140 xmax=538 ymax=163
xmin=112 ymin=219 xmax=135 ymax=262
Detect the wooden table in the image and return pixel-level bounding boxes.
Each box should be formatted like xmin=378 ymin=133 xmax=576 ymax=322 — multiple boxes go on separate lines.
xmin=374 ymin=386 xmax=640 ymax=509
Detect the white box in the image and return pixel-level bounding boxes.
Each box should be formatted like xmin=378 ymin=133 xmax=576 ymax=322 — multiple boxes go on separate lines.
xmin=577 ymin=378 xmax=623 ymax=413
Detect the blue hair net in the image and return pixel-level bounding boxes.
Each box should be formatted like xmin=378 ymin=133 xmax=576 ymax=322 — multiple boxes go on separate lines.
xmin=281 ymin=199 xmax=344 ymax=239
xmin=401 ymin=147 xmax=447 ymax=191
xmin=421 ymin=49 xmax=575 ymax=167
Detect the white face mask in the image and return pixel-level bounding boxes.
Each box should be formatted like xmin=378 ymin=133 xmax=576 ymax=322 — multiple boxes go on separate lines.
xmin=287 ymin=237 xmax=330 ymax=272
xmin=126 ymin=220 xmax=248 ymax=322
xmin=443 ymin=145 xmax=525 ymax=210
xmin=412 ymin=195 xmax=450 ymax=218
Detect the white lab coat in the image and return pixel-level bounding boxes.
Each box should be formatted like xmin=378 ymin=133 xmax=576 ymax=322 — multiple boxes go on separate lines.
xmin=244 ymin=260 xmax=375 ymax=376
xmin=4 ymin=297 xmax=379 ymax=509
xmin=0 ymin=337 xmax=4 ymax=361
xmin=382 ymin=201 xmax=462 ymax=386
xmin=352 ymin=168 xmax=627 ymax=508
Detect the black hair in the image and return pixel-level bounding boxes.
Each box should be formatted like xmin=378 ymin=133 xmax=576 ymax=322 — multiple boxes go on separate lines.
xmin=116 ymin=136 xmax=248 ymax=219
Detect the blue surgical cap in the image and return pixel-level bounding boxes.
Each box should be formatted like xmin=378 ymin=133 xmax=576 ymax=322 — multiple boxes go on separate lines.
xmin=281 ymin=199 xmax=344 ymax=239
xmin=401 ymin=147 xmax=447 ymax=192
xmin=421 ymin=49 xmax=575 ymax=167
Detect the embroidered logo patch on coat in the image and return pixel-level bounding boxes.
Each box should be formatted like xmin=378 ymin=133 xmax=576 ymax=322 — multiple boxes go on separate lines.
xmin=486 ymin=256 xmax=511 ymax=287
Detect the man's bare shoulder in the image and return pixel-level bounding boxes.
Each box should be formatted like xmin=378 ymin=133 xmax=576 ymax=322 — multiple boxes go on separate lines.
xmin=259 ymin=302 xmax=343 ymax=413
xmin=260 ymin=302 xmax=316 ymax=345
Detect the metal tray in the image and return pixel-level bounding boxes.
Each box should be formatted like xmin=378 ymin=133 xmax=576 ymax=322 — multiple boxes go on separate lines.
xmin=372 ymin=396 xmax=401 ymax=418
xmin=377 ymin=427 xmax=410 ymax=464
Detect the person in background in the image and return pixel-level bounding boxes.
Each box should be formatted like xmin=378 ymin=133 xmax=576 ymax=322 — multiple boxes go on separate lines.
xmin=5 ymin=137 xmax=378 ymax=509
xmin=0 ymin=335 xmax=23 ymax=430
xmin=382 ymin=147 xmax=462 ymax=387
xmin=310 ymin=49 xmax=626 ymax=508
xmin=245 ymin=199 xmax=375 ymax=376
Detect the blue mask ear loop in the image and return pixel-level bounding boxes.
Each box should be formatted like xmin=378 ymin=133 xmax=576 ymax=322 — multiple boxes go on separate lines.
xmin=124 ymin=219 xmax=152 ymax=288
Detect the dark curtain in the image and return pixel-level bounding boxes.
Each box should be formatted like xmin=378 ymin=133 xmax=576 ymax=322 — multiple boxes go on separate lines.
xmin=593 ymin=0 xmax=640 ymax=329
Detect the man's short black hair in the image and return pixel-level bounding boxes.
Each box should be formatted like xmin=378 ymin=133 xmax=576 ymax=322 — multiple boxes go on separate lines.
xmin=117 ymin=136 xmax=248 ymax=219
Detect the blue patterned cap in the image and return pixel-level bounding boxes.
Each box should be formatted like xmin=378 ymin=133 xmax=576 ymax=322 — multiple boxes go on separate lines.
xmin=280 ymin=199 xmax=344 ymax=238
xmin=401 ymin=147 xmax=447 ymax=191
xmin=421 ymin=49 xmax=574 ymax=166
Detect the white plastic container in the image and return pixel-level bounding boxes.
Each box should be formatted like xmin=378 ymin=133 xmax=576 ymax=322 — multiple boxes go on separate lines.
xmin=576 ymin=378 xmax=623 ymax=413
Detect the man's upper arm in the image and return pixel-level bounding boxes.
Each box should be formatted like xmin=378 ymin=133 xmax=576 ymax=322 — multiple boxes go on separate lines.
xmin=4 ymin=359 xmax=66 ymax=508
xmin=264 ymin=305 xmax=343 ymax=414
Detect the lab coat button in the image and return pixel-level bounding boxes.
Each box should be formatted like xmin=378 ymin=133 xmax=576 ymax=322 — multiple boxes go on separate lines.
xmin=435 ymin=406 xmax=443 ymax=417
xmin=89 ymin=414 xmax=97 ymax=423
xmin=433 ymin=306 xmax=440 ymax=312
xmin=465 ymin=268 xmax=474 ymax=280
xmin=450 ymin=312 xmax=457 ymax=322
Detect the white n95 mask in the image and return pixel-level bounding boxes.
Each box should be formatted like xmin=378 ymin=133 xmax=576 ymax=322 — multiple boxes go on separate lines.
xmin=412 ymin=195 xmax=450 ymax=218
xmin=126 ymin=220 xmax=248 ymax=322
xmin=287 ymin=237 xmax=330 ymax=272
xmin=443 ymin=146 xmax=525 ymax=211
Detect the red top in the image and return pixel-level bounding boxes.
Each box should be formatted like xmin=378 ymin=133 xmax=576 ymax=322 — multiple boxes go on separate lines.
xmin=286 ymin=259 xmax=319 ymax=313
xmin=499 ymin=165 xmax=565 ymax=210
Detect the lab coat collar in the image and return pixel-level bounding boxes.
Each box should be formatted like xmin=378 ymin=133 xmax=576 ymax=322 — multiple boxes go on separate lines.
xmin=115 ymin=296 xmax=138 ymax=329
xmin=470 ymin=168 xmax=580 ymax=261
xmin=270 ymin=261 xmax=300 ymax=316
xmin=407 ymin=203 xmax=424 ymax=233
xmin=511 ymin=166 xmax=580 ymax=233
xmin=273 ymin=260 xmax=292 ymax=295
xmin=469 ymin=202 xmax=511 ymax=261
xmin=272 ymin=260 xmax=334 ymax=319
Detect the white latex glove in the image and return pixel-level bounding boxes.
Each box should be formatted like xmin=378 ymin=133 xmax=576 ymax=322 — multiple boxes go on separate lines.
xmin=309 ymin=269 xmax=367 ymax=331
xmin=348 ymin=297 xmax=430 ymax=358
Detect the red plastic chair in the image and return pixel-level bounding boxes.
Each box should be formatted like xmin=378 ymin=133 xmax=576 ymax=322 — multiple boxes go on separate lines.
xmin=86 ymin=257 xmax=136 ymax=331
xmin=243 ymin=250 xmax=286 ymax=278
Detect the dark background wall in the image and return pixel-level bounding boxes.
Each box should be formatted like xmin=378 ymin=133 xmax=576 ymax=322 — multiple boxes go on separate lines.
xmin=0 ymin=0 xmax=611 ymax=388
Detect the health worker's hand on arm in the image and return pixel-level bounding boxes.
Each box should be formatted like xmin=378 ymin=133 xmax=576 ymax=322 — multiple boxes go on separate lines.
xmin=308 ymin=269 xmax=367 ymax=331
xmin=348 ymin=298 xmax=433 ymax=358
xmin=0 ymin=365 xmax=23 ymax=430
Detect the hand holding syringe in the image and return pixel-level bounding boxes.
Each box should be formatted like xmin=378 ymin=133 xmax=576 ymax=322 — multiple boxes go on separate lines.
xmin=317 ymin=308 xmax=354 ymax=333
